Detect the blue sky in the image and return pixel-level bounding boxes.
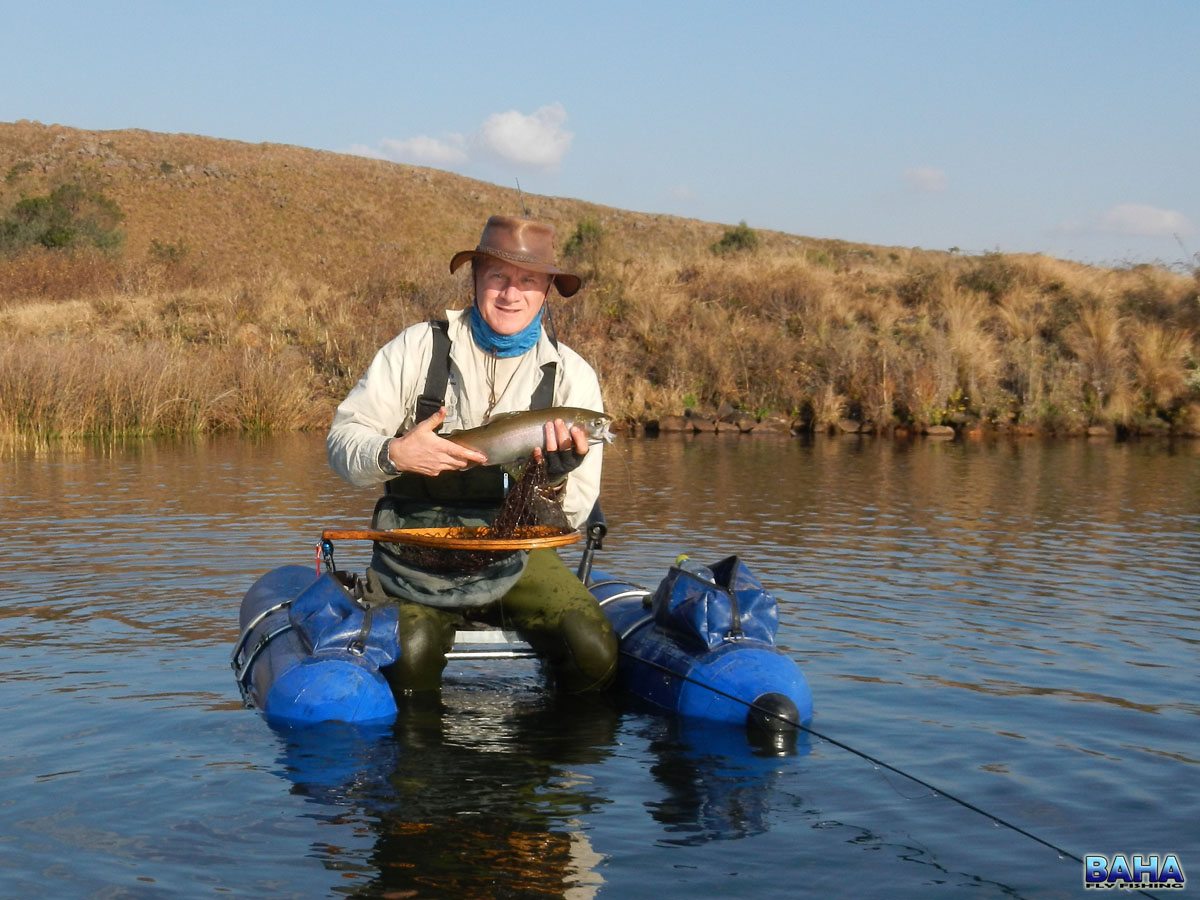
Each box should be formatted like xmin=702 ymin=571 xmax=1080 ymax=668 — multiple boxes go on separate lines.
xmin=3 ymin=1 xmax=1197 ymax=267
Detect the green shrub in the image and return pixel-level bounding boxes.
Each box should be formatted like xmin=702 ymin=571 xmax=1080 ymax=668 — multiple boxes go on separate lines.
xmin=711 ymin=220 xmax=759 ymax=255
xmin=5 ymin=161 xmax=34 ymax=184
xmin=563 ymin=217 xmax=604 ymax=258
xmin=0 ymin=183 xmax=125 ymax=254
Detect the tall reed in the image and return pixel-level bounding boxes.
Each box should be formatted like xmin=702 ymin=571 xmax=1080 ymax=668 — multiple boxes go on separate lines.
xmin=1 ymin=240 xmax=1197 ymax=437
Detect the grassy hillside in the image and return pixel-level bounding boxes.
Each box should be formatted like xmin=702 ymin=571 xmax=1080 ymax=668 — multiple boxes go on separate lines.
xmin=0 ymin=120 xmax=758 ymax=288
xmin=2 ymin=120 xmax=1198 ymax=440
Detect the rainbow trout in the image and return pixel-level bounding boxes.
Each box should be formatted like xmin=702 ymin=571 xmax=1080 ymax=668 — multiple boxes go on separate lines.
xmin=445 ymin=407 xmax=613 ymax=465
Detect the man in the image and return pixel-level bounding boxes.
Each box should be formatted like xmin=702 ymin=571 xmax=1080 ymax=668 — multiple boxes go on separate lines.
xmin=326 ymin=215 xmax=617 ymax=694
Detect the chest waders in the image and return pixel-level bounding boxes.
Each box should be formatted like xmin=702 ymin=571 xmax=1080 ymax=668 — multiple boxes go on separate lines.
xmin=382 ymin=319 xmax=557 ymax=510
xmin=367 ymin=320 xmax=618 ymax=694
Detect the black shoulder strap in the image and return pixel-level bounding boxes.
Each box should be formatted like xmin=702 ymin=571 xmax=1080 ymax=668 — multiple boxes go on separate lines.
xmin=532 ymin=307 xmax=559 ymax=408
xmin=413 ymin=320 xmax=451 ymax=427
xmin=411 ymin=318 xmax=557 ymax=423
xmin=532 ymin=361 xmax=556 ymax=410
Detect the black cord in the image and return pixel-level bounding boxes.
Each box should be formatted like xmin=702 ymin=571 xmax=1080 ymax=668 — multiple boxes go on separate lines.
xmin=619 ymin=649 xmax=1166 ymax=900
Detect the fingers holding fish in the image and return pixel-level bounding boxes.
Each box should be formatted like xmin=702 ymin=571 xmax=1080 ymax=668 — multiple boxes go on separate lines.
xmin=399 ymin=434 xmax=488 ymax=475
xmin=537 ymin=419 xmax=589 ymax=484
xmin=541 ymin=418 xmax=589 ymax=456
xmin=391 ymin=407 xmax=489 ymax=476
xmin=445 ymin=406 xmax=613 ymax=468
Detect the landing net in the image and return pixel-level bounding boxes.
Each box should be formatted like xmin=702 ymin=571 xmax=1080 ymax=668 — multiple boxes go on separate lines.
xmin=386 ymin=461 xmax=574 ymax=573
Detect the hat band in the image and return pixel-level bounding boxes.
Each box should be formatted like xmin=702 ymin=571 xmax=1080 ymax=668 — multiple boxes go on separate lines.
xmin=476 ymin=245 xmax=561 ymax=272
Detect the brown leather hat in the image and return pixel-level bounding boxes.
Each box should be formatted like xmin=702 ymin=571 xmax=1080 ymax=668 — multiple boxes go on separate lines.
xmin=449 ymin=215 xmax=581 ymax=297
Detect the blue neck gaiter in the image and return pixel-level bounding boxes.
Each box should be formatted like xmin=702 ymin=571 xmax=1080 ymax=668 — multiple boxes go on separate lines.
xmin=469 ymin=304 xmax=543 ymax=358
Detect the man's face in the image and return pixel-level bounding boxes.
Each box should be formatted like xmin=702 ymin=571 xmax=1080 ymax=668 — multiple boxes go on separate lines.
xmin=474 ymin=259 xmax=551 ymax=336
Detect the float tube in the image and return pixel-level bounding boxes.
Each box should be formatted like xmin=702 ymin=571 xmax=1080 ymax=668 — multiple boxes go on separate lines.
xmin=232 ymin=515 xmax=812 ymax=735
xmin=590 ymin=558 xmax=813 ymax=735
xmin=233 ymin=564 xmax=401 ymax=726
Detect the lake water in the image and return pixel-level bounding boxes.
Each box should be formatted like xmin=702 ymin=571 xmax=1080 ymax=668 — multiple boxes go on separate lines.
xmin=1 ymin=432 xmax=1196 ymax=899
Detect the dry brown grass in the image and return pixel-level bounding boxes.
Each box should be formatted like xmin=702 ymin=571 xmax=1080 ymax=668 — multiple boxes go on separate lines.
xmin=1065 ymin=303 xmax=1128 ymax=419
xmin=1129 ymin=321 xmax=1193 ymax=410
xmin=0 ymin=336 xmax=325 ymax=438
xmin=2 ymin=120 xmax=1198 ymax=437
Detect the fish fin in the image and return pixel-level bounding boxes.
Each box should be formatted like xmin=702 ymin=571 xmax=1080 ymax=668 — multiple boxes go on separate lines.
xmin=485 ymin=410 xmax=528 ymax=423
xmin=502 ymin=461 xmax=528 ymax=478
xmin=447 ymin=410 xmax=526 ymax=435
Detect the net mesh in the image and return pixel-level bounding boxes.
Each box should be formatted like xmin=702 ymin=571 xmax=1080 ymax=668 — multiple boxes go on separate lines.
xmin=389 ymin=461 xmax=571 ymax=573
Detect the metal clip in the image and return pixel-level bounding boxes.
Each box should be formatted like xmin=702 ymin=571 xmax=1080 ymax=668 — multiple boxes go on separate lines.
xmin=319 ymin=538 xmax=337 ymax=573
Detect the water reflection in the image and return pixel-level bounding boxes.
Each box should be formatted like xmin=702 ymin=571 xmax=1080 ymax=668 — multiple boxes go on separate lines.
xmin=602 ymin=433 xmax=1200 ymax=559
xmin=2 ymin=432 xmax=1197 ymax=898
xmin=269 ymin=670 xmax=818 ymax=898
xmin=644 ymin=717 xmax=811 ymax=846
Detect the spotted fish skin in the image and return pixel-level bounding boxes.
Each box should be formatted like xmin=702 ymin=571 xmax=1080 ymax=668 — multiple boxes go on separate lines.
xmin=445 ymin=407 xmax=613 ymax=465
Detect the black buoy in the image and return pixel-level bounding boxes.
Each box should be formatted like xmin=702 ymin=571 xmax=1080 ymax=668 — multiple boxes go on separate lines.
xmin=746 ymin=691 xmax=801 ymax=756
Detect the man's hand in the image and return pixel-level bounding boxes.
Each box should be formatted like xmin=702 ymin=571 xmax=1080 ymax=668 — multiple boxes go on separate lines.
xmin=532 ymin=418 xmax=589 ymax=484
xmin=386 ymin=407 xmax=488 ymax=476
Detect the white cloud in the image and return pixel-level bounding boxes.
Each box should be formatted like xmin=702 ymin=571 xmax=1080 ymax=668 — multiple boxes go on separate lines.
xmin=343 ymin=143 xmax=388 ymax=161
xmin=903 ymin=166 xmax=947 ymax=193
xmin=1054 ymin=203 xmax=1195 ymax=238
xmin=473 ymin=103 xmax=573 ymax=171
xmin=377 ymin=134 xmax=469 ymax=167
xmin=1096 ymin=203 xmax=1193 ymax=237
xmin=348 ymin=103 xmax=572 ymax=173
xmin=668 ymin=184 xmax=696 ymax=201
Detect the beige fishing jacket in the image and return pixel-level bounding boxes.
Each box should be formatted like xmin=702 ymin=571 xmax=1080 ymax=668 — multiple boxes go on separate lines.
xmin=326 ymin=308 xmax=604 ymax=529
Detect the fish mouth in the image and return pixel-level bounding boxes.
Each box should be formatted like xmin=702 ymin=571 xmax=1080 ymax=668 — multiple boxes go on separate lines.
xmin=588 ymin=416 xmax=615 ymax=444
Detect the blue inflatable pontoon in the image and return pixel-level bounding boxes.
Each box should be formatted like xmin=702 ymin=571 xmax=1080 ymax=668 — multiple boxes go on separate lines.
xmin=232 ymin=515 xmax=812 ymax=738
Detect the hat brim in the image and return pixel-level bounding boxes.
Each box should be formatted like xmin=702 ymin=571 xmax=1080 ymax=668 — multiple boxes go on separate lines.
xmin=450 ymin=249 xmax=581 ymax=297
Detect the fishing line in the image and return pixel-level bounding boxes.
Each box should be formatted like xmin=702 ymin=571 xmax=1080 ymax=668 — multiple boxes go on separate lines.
xmin=619 ymin=650 xmax=1163 ymax=899
xmin=605 ymin=436 xmax=637 ymax=497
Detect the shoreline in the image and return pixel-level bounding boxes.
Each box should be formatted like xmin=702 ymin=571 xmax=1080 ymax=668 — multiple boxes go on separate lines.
xmin=5 ymin=416 xmax=1199 ymax=450
xmin=620 ymin=411 xmax=1200 ymax=441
